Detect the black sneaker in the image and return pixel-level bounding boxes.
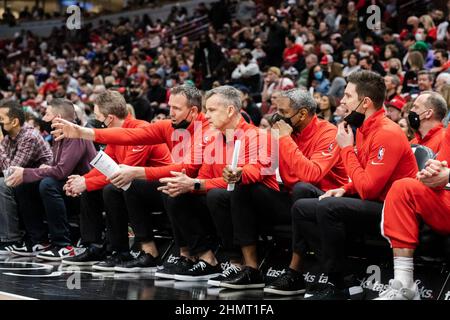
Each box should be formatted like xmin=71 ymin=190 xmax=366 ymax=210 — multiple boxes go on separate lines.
xmin=207 ymin=264 xmax=242 ymax=287
xmin=92 ymin=252 xmax=132 ymax=272
xmin=263 ymin=268 xmax=306 ymax=296
xmin=36 ymin=245 xmax=75 ymax=261
xmin=114 ymin=252 xmax=160 ymax=273
xmin=10 ymin=242 xmax=51 ymax=257
xmin=304 ymin=282 xmax=348 ymax=300
xmin=174 ymin=259 xmax=222 ymax=281
xmin=155 ymin=255 xmax=195 ymax=279
xmin=0 ymin=241 xmax=21 ymax=255
xmin=220 ymin=266 xmax=265 ymax=290
xmin=62 ymin=245 xmax=106 ymax=266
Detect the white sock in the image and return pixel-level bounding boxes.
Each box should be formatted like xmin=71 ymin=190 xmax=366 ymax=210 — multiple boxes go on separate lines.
xmin=393 ymin=256 xmax=414 ymax=289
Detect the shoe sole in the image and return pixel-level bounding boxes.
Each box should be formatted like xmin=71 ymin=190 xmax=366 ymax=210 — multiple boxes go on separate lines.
xmin=114 ymin=266 xmax=159 ymax=273
xmin=11 ymin=251 xmax=41 ymax=257
xmin=92 ymin=265 xmax=116 ymax=272
xmin=174 ymin=273 xmax=222 ymax=281
xmin=61 ymin=260 xmax=100 ymax=266
xmin=220 ymin=282 xmax=265 ymax=289
xmin=0 ymin=250 xmax=11 ymax=255
xmin=207 ymin=279 xmax=222 ymax=287
xmin=263 ymin=287 xmax=306 ymax=296
xmin=155 ymin=272 xmax=175 ymax=279
xmin=36 ymin=255 xmax=71 ymax=261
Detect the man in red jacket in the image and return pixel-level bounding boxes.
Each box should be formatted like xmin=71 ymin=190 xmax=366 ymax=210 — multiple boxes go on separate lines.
xmin=377 ymin=98 xmax=450 ymax=300
xmin=61 ymin=90 xmax=171 ymax=270
xmin=294 ymin=71 xmax=418 ymax=299
xmin=156 ymin=86 xmax=279 ymax=282
xmin=215 ymin=88 xmax=348 ymax=292
xmin=409 ymin=91 xmax=447 ymax=154
xmin=52 ymin=85 xmax=210 ymax=274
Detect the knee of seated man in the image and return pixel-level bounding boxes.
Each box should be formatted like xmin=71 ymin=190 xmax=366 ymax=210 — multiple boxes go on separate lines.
xmin=388 ymin=177 xmax=425 ymax=199
xmin=291 ymin=181 xmax=318 ymax=200
xmin=39 ymin=177 xmax=60 ymax=193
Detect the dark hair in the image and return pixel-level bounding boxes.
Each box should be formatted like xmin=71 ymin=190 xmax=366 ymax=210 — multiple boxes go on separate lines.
xmin=347 ymin=70 xmax=386 ymax=109
xmin=286 ymin=34 xmax=296 ymax=43
xmin=435 ymin=49 xmax=448 ymax=60
xmin=0 ymin=100 xmax=25 ymax=126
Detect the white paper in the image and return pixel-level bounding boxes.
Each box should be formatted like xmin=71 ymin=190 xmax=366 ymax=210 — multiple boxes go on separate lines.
xmin=90 ymin=150 xmax=131 ymax=191
xmin=227 ymin=140 xmax=241 ymax=192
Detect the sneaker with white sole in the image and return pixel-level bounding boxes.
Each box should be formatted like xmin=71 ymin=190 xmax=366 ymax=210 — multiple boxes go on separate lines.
xmin=263 ymin=268 xmax=306 ymax=296
xmin=114 ymin=252 xmax=160 ymax=273
xmin=155 ymin=255 xmax=195 ymax=279
xmin=0 ymin=241 xmax=21 ymax=255
xmin=92 ymin=251 xmax=132 ymax=272
xmin=36 ymin=246 xmax=75 ymax=261
xmin=62 ymin=245 xmax=106 ymax=266
xmin=174 ymin=260 xmax=222 ymax=281
xmin=10 ymin=242 xmax=51 ymax=257
xmin=375 ymin=279 xmax=420 ymax=300
xmin=207 ymin=264 xmax=242 ymax=287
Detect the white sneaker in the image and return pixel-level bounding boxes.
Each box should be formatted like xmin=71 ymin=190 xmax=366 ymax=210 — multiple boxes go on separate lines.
xmin=375 ymin=279 xmax=421 ymax=300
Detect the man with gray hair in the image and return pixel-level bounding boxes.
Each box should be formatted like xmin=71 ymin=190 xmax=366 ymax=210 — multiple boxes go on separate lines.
xmin=217 ymin=88 xmax=347 ymax=292
xmin=408 ymin=91 xmax=448 ymax=154
xmin=158 ymin=85 xmax=279 ymax=282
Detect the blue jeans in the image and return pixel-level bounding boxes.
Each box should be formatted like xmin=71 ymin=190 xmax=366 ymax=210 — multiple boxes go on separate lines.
xmin=15 ymin=177 xmax=75 ymax=246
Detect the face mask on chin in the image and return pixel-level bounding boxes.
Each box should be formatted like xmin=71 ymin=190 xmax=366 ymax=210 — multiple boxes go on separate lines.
xmin=343 ymin=98 xmax=366 ymax=129
xmin=172 ymin=109 xmax=193 ymax=129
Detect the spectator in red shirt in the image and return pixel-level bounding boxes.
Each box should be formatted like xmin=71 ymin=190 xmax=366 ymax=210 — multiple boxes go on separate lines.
xmin=283 ymin=35 xmax=304 ymax=65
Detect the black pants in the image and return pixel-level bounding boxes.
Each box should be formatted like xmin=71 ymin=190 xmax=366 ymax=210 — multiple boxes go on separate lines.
xmin=102 ymin=180 xmax=164 ymax=252
xmin=292 ymin=196 xmax=383 ymax=276
xmin=164 ymin=193 xmax=216 ymax=256
xmin=206 ymin=188 xmax=242 ymax=260
xmin=15 ymin=178 xmax=76 ymax=246
xmin=232 ymin=182 xmax=324 ymax=250
xmin=79 ymin=189 xmax=104 ymax=245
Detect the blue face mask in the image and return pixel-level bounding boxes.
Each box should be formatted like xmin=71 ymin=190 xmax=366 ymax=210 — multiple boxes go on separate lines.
xmin=342 ymin=58 xmax=348 ymax=66
xmin=314 ymin=71 xmax=323 ymax=80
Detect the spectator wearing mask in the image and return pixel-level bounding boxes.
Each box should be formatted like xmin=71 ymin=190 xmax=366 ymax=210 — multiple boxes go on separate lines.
xmin=6 ymin=98 xmax=96 ymax=260
xmin=0 ymin=100 xmax=53 ymax=253
xmin=409 ymin=91 xmax=448 ymax=154
xmin=342 ymin=52 xmax=360 ymax=78
xmin=430 ymin=49 xmax=450 ymax=73
xmin=308 ymin=65 xmax=330 ymax=95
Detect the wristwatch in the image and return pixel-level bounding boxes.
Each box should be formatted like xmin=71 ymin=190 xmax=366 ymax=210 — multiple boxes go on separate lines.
xmin=194 ymin=179 xmax=201 ymax=191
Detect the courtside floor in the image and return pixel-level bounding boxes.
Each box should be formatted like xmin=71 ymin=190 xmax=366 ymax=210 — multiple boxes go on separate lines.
xmin=0 ymin=255 xmax=305 ymax=300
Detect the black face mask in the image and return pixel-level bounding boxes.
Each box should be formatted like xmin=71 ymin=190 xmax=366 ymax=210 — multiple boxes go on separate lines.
xmin=172 ymin=110 xmax=192 ymax=129
xmin=408 ymin=110 xmax=428 ymax=130
xmin=406 ymin=24 xmax=414 ymax=32
xmin=93 ymin=118 xmax=109 ymax=129
xmin=271 ymin=109 xmax=301 ymax=128
xmin=433 ymin=59 xmax=441 ymax=67
xmin=343 ymin=98 xmax=366 ymax=129
xmin=389 ymin=67 xmax=398 ymax=75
